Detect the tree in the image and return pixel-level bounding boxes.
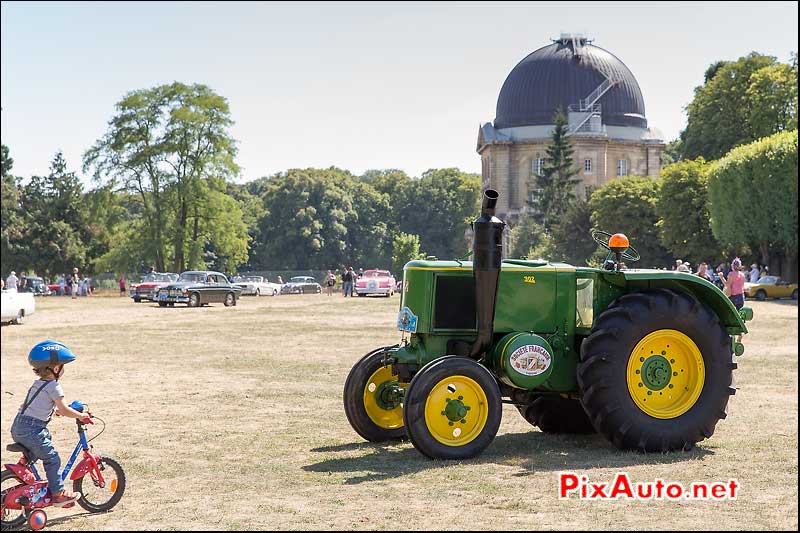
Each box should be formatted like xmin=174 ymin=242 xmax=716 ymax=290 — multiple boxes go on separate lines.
xmin=589 ymin=176 xmax=671 ymax=268
xmin=549 ymin=199 xmax=598 ymax=265
xmin=508 ymin=216 xmax=546 ymax=259
xmin=84 ymin=82 xmax=245 ymax=272
xmin=535 ymin=111 xmax=581 ymax=230
xmin=1 ymin=144 xmax=24 ymax=275
xmin=656 ymin=158 xmax=722 ymax=264
xmin=19 ymin=152 xmax=89 ymax=276
xmin=680 ymin=53 xmax=796 ymax=160
xmin=707 ymin=129 xmax=798 ymax=280
xmin=392 ymin=232 xmax=425 ymax=277
xmin=746 ymin=62 xmax=798 ymax=139
xmin=395 ymin=168 xmax=481 ymax=260
xmin=251 ymin=167 xmax=391 ymax=270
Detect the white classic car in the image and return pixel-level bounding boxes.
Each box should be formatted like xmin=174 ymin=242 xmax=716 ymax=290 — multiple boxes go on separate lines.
xmin=232 ymin=275 xmax=281 ymax=296
xmin=1 ymin=288 xmax=36 ymax=325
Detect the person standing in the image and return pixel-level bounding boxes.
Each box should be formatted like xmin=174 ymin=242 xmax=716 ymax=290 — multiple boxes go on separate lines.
xmin=119 ymin=274 xmax=127 ymax=296
xmin=749 ymin=263 xmax=760 ymax=283
xmin=70 ymin=268 xmax=79 ymax=299
xmin=325 ymin=270 xmax=335 ymax=296
xmin=6 ymin=270 xmax=19 ymax=290
xmin=342 ymin=267 xmax=354 ymax=297
xmin=727 ymin=258 xmax=747 ymax=343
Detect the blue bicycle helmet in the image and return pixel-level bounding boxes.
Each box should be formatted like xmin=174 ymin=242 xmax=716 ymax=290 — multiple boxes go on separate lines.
xmin=28 ymin=340 xmax=77 ymax=369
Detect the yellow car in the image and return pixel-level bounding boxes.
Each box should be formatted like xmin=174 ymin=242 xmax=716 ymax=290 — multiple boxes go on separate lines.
xmin=744 ymin=276 xmax=798 ymax=301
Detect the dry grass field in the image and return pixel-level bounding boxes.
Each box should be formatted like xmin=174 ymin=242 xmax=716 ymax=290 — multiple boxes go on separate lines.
xmin=1 ymin=292 xmax=797 ymax=530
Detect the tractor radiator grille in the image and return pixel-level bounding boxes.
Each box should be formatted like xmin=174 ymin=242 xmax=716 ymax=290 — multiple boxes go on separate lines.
xmin=434 ymin=276 xmax=476 ymax=330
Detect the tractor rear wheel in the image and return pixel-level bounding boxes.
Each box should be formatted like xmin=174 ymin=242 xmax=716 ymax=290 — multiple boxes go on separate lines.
xmin=517 ymin=396 xmax=595 ymax=434
xmin=578 ymin=288 xmax=735 ymax=452
xmin=403 ymin=356 xmax=502 ymax=459
xmin=343 ymin=346 xmax=406 ymax=442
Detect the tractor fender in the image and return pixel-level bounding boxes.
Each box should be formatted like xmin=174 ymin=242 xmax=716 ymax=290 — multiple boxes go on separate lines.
xmin=619 ymin=271 xmax=749 ymax=335
xmin=69 ymin=453 xmax=103 ymax=481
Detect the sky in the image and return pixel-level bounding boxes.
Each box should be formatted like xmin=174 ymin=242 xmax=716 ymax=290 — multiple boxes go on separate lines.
xmin=1 ymin=1 xmax=797 ymax=186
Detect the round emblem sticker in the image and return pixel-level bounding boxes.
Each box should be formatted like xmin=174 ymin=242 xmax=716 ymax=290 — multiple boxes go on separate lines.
xmin=509 ymin=344 xmax=552 ymax=376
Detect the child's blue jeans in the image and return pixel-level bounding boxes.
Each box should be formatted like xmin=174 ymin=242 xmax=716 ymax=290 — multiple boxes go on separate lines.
xmin=10 ymin=414 xmax=64 ymax=494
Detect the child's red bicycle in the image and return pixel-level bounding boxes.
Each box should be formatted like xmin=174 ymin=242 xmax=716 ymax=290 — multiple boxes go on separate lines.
xmin=1 ymin=401 xmax=125 ymax=530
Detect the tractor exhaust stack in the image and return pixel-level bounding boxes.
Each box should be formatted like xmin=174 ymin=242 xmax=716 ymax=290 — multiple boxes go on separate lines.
xmin=469 ymin=189 xmax=505 ymax=359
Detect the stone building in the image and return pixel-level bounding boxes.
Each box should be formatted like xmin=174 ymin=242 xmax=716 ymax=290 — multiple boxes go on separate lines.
xmin=477 ymin=34 xmax=665 ymax=228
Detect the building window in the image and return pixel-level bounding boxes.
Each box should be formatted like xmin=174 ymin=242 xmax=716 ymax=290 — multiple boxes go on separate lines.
xmin=617 ymin=159 xmax=628 ymax=176
xmin=531 ymin=158 xmax=545 ymax=177
xmin=584 ymin=159 xmax=592 ymax=173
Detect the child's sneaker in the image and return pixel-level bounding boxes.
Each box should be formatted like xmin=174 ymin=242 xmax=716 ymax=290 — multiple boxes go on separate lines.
xmin=51 ymin=490 xmax=81 ymax=507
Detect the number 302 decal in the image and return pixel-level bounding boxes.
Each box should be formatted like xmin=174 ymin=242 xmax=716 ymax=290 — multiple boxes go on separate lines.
xmin=523 ymin=275 xmax=536 ymax=284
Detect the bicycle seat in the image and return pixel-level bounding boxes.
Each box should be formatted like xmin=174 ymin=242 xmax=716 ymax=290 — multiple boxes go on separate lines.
xmin=6 ymin=443 xmax=32 ymax=454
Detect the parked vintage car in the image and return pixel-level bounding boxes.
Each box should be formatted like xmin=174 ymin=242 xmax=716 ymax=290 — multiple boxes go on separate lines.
xmin=355 ymin=269 xmax=396 ymax=297
xmin=232 ymin=275 xmax=281 ymax=296
xmin=1 ymin=288 xmax=36 ymax=325
xmin=280 ymin=276 xmax=322 ymax=294
xmin=744 ymin=275 xmax=798 ymax=300
xmin=22 ymin=276 xmax=52 ymax=296
xmin=130 ymin=272 xmax=179 ymax=302
xmin=155 ymin=271 xmax=242 ymax=307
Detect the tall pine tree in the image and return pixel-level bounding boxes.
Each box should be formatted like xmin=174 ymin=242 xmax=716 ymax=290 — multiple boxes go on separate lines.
xmin=535 ymin=111 xmax=581 ymax=230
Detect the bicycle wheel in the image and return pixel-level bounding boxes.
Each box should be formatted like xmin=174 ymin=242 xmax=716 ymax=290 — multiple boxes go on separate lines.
xmin=1 ymin=469 xmax=27 ymax=530
xmin=73 ymin=456 xmax=126 ymax=512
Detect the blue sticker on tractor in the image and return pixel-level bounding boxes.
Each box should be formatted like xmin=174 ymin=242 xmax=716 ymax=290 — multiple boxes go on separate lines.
xmin=397 ymin=307 xmax=418 ymax=333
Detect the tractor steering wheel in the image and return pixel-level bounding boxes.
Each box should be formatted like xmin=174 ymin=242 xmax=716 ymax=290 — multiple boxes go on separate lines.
xmin=590 ymin=229 xmax=641 ymax=263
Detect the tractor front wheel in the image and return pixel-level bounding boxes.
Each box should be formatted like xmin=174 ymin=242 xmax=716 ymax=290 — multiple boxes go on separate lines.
xmin=343 ymin=346 xmax=406 ymax=442
xmin=578 ymin=289 xmax=735 ymax=452
xmin=403 ymin=356 xmax=502 ymax=459
xmin=517 ymin=396 xmax=595 ymax=434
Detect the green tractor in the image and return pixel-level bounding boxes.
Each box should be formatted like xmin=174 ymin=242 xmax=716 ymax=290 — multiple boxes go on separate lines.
xmin=343 ymin=189 xmax=753 ymax=459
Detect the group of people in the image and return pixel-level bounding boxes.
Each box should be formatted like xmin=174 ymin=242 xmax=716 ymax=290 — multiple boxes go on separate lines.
xmin=322 ymin=267 xmax=365 ymax=297
xmin=3 ymin=268 xmax=91 ymax=298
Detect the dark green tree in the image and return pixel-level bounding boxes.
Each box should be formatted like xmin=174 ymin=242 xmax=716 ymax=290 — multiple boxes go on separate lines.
xmin=589 ymin=176 xmax=671 ymax=268
xmin=656 ymin=158 xmax=722 ymax=264
xmin=549 ymin=199 xmax=598 ymax=265
xmin=536 ymin=111 xmax=581 ymax=229
xmin=1 ymin=144 xmax=25 ymax=275
xmin=395 ymin=168 xmax=481 ymax=260
xmin=707 ymin=129 xmax=797 ymax=279
xmin=680 ymin=52 xmax=794 ymax=160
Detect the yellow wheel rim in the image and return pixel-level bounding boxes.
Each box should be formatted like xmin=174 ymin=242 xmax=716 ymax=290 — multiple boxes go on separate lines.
xmin=627 ymin=329 xmax=705 ymax=419
xmin=363 ymin=365 xmax=406 ymax=429
xmin=424 ymin=375 xmax=489 ymax=446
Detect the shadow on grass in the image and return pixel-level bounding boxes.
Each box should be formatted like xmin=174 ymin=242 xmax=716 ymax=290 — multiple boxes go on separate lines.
xmin=304 ymin=431 xmax=714 ymax=484
xmin=29 ymin=509 xmax=108 ymax=530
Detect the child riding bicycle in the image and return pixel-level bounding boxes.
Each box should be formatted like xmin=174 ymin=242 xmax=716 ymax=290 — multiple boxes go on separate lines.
xmin=9 ymin=341 xmax=92 ymax=507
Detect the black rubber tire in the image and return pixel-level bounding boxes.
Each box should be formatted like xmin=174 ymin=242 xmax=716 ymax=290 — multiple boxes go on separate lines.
xmin=791 ymin=289 xmax=797 ymax=300
xmin=578 ymin=288 xmax=735 ymax=452
xmin=188 ymin=292 xmax=201 ymax=308
xmin=357 ymin=293 xmax=366 ymax=297
xmin=255 ymin=288 xmax=261 ymax=297
xmin=517 ymin=396 xmax=595 ymax=434
xmin=224 ymin=292 xmax=235 ymax=307
xmin=1 ymin=469 xmax=27 ymax=530
xmin=403 ymin=356 xmax=502 ymax=460
xmin=343 ymin=346 xmax=406 ymax=442
xmin=133 ymin=297 xmax=141 ymax=303
xmin=158 ymin=302 xmax=167 ymax=307
xmin=12 ymin=310 xmax=24 ymax=325
xmin=756 ymin=289 xmax=767 ymax=301
xmin=74 ymin=456 xmax=126 ymax=513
